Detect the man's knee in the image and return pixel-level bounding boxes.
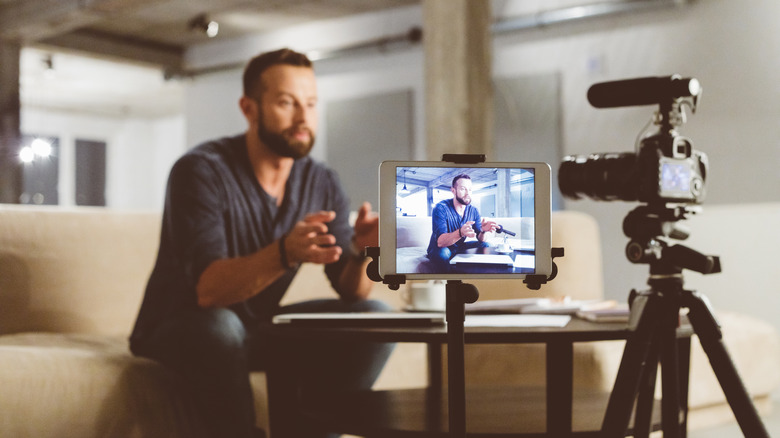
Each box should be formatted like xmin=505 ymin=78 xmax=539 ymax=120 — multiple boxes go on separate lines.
xmin=197 ymin=307 xmax=247 ymax=351
xmin=159 ymin=307 xmax=246 ymax=358
xmin=428 ymin=247 xmax=452 ymax=266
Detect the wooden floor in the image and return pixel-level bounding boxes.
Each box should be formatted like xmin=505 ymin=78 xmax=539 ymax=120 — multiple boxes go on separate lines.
xmin=304 ymin=386 xmax=662 ymax=437
xmin=326 ymin=391 xmax=780 ymax=438
xmin=688 ymin=395 xmax=780 ymax=438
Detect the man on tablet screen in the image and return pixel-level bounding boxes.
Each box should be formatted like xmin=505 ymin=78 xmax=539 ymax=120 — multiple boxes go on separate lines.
xmin=426 ymin=174 xmax=498 ymax=268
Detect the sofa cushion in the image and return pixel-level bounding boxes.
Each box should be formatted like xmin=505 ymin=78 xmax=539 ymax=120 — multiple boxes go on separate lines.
xmin=0 ymin=333 xmax=206 ymax=438
xmin=461 ymin=310 xmax=780 ymax=412
xmin=0 ymin=206 xmax=160 ymax=336
xmin=396 ymin=216 xmax=433 ymax=249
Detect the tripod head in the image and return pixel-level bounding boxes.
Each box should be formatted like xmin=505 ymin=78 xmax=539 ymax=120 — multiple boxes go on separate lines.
xmin=622 ymin=203 xmax=721 ymax=277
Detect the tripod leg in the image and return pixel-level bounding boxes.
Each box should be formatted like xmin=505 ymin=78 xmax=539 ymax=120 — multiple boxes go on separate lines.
xmin=632 ymin=330 xmax=660 ymax=438
xmin=601 ymin=292 xmax=662 ymax=438
xmin=677 ymin=336 xmax=692 ymax=438
xmin=683 ymin=290 xmax=770 ymax=438
xmin=659 ymin=307 xmax=682 ymax=438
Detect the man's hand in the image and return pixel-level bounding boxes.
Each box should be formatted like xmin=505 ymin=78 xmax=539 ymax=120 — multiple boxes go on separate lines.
xmin=338 ymin=202 xmax=378 ymax=301
xmin=284 ymin=211 xmax=342 ymax=265
xmin=353 ymin=202 xmax=378 ymax=254
xmin=481 ymin=218 xmax=498 ymax=233
xmin=459 ymin=221 xmax=477 ymax=238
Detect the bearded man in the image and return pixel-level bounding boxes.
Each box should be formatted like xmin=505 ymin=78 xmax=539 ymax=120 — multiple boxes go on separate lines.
xmin=130 ymin=48 xmax=393 ymax=438
xmin=426 ymin=174 xmax=499 ymax=268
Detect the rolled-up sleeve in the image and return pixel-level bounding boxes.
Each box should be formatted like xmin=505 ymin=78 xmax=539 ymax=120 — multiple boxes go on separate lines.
xmin=166 ymin=155 xmax=228 ymax=287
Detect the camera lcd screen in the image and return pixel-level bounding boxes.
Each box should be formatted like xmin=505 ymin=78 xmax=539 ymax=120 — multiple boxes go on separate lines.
xmin=378 ymin=161 xmax=552 ymax=280
xmin=660 ymin=161 xmax=691 ymax=194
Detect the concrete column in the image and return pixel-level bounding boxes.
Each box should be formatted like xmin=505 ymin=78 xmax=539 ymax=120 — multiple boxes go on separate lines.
xmin=423 ymin=0 xmax=493 ymax=161
xmin=0 ymin=41 xmax=22 ymax=203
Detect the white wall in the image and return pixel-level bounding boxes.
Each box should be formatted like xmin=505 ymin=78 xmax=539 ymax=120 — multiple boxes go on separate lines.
xmin=183 ymin=70 xmax=246 ymax=150
xmin=21 ymin=108 xmax=185 ymax=210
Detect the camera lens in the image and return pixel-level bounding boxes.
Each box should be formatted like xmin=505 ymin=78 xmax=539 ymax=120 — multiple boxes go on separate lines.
xmin=558 ymin=153 xmax=639 ymax=201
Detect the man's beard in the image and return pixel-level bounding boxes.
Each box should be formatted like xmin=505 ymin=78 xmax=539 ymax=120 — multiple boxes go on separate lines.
xmin=455 ymin=195 xmax=471 ymax=206
xmin=257 ymin=118 xmax=315 ymax=159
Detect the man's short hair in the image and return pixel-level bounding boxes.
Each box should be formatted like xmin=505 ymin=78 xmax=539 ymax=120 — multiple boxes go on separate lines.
xmin=242 ymin=48 xmax=313 ymax=99
xmin=451 ymin=174 xmax=471 ymax=188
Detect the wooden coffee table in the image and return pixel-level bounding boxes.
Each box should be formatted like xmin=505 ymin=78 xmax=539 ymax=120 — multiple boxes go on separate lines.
xmin=263 ymin=316 xmax=693 ymax=437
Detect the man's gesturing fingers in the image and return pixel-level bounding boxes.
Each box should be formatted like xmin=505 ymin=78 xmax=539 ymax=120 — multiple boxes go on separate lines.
xmin=284 ymin=214 xmax=342 ymax=265
xmin=460 ymin=221 xmax=476 ymax=238
xmin=304 ymin=210 xmax=336 ymax=224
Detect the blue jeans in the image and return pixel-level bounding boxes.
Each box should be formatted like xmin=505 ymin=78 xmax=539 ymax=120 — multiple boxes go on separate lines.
xmin=132 ymin=298 xmax=394 ymax=438
xmin=427 ymin=240 xmax=489 ymax=269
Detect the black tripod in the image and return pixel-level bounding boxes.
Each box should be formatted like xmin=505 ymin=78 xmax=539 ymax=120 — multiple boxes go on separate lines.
xmin=601 ymin=205 xmax=770 ymax=437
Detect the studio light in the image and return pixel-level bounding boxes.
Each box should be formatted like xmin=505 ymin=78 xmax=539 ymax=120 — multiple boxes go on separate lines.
xmin=205 ymin=20 xmax=219 ymax=38
xmin=189 ymin=13 xmax=219 ymax=38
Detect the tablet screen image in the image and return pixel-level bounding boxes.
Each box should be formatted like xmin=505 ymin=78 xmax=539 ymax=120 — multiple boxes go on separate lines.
xmin=378 ymin=161 xmax=552 ymax=280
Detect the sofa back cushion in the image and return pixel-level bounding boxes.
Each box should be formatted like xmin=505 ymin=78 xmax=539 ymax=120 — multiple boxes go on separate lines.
xmin=0 ymin=205 xmax=160 ymax=336
xmin=396 ymin=216 xmax=433 ymax=248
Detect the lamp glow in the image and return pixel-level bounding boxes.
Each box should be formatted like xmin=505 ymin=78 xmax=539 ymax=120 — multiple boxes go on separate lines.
xmin=19 ymin=146 xmax=34 ymax=163
xmin=31 ymin=138 xmax=52 ymax=157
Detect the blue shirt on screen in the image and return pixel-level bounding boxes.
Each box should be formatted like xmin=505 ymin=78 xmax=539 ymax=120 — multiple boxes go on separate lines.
xmin=426 ymin=199 xmax=483 ymax=258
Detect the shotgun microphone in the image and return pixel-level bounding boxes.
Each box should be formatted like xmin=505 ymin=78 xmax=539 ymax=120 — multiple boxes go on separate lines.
xmin=496 ymin=225 xmax=516 ymax=236
xmin=587 ymin=75 xmax=701 ymax=108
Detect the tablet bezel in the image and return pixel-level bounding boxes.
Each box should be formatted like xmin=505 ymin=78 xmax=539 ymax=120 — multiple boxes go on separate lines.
xmin=378 ymin=160 xmax=552 ymax=280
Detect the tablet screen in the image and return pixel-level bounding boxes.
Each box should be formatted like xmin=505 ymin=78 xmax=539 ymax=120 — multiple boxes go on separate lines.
xmin=378 ymin=161 xmax=552 ymax=280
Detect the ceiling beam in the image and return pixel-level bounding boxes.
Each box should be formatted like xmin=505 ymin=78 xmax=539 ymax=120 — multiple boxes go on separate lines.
xmin=38 ymin=29 xmax=183 ymax=71
xmin=0 ymin=0 xmax=167 ymax=43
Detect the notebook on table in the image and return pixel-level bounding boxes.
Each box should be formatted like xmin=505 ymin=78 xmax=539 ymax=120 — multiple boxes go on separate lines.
xmin=449 ymin=253 xmax=515 ymax=266
xmin=272 ymin=312 xmax=446 ymax=327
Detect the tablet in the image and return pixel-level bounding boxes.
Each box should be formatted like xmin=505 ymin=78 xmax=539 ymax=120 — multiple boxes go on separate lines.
xmin=378 ymin=161 xmax=552 ymax=280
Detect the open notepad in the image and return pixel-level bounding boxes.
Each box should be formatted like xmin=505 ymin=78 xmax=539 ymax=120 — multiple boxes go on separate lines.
xmin=464 ymin=314 xmax=570 ymax=328
xmin=449 ymin=253 xmax=515 ymax=266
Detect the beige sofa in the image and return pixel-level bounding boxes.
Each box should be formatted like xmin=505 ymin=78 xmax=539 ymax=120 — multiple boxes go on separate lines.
xmin=0 ymin=204 xmax=777 ymax=437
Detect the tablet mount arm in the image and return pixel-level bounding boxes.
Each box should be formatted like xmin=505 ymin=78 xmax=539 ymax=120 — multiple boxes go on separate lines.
xmin=364 ymin=246 xmax=563 ymax=291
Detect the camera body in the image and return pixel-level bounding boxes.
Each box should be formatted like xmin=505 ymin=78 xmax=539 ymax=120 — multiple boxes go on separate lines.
xmin=559 ymin=132 xmax=708 ymax=204
xmin=559 ymin=75 xmax=707 ymax=206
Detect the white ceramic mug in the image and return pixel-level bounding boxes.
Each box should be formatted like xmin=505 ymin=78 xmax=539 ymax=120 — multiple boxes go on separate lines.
xmin=403 ymin=280 xmax=446 ymax=312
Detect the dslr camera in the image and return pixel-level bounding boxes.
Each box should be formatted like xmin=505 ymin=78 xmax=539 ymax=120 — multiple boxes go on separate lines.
xmin=559 ymin=75 xmax=708 ymax=205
